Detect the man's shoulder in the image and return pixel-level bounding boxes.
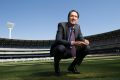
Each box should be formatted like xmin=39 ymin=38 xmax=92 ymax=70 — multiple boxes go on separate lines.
xmin=75 ymin=23 xmax=80 ymax=27
xmin=58 ymin=22 xmax=68 ymax=26
xmin=58 ymin=22 xmax=80 ymax=26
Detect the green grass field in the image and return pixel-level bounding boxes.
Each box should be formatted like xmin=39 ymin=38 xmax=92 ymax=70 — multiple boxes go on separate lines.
xmin=0 ymin=55 xmax=120 ymax=80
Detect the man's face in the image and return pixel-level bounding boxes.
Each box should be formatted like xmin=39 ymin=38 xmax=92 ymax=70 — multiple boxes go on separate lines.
xmin=69 ymin=12 xmax=78 ymax=25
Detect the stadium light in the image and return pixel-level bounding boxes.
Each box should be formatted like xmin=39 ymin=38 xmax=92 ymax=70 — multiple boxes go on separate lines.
xmin=7 ymin=21 xmax=14 ymax=39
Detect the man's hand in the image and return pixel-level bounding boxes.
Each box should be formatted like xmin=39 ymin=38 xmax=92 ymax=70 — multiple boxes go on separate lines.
xmin=71 ymin=41 xmax=76 ymax=46
xmin=84 ymin=39 xmax=89 ymax=45
xmin=71 ymin=39 xmax=89 ymax=46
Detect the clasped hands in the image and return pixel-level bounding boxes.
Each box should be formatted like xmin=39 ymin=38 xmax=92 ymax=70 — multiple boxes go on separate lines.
xmin=71 ymin=39 xmax=89 ymax=46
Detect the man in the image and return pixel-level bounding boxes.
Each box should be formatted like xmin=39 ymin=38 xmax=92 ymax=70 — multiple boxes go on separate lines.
xmin=50 ymin=10 xmax=90 ymax=76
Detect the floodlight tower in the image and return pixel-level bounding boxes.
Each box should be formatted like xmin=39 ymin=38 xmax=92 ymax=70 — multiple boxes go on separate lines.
xmin=7 ymin=22 xmax=14 ymax=39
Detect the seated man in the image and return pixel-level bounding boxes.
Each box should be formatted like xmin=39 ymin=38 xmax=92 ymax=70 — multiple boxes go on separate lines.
xmin=50 ymin=10 xmax=90 ymax=76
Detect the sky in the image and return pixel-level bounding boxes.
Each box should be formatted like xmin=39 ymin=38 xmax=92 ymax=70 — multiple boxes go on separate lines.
xmin=0 ymin=0 xmax=120 ymax=40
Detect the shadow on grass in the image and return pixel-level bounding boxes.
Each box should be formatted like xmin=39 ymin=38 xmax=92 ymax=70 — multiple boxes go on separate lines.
xmin=31 ymin=71 xmax=69 ymax=77
xmin=28 ymin=71 xmax=82 ymax=80
xmin=32 ymin=71 xmax=55 ymax=76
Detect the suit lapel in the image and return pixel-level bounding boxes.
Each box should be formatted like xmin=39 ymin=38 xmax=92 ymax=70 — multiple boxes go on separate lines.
xmin=66 ymin=23 xmax=69 ymax=40
xmin=62 ymin=22 xmax=69 ymax=40
xmin=63 ymin=23 xmax=79 ymax=40
xmin=74 ymin=24 xmax=78 ymax=39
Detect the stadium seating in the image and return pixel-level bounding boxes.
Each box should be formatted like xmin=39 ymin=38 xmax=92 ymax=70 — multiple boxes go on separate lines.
xmin=0 ymin=29 xmax=120 ymax=59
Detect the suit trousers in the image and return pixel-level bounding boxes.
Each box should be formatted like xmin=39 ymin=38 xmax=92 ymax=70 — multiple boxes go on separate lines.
xmin=53 ymin=44 xmax=90 ymax=73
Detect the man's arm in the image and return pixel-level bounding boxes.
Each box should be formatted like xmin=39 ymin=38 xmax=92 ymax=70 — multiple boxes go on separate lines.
xmin=55 ymin=23 xmax=71 ymax=46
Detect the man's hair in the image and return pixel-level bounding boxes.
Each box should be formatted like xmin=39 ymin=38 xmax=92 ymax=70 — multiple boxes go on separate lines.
xmin=68 ymin=10 xmax=79 ymax=21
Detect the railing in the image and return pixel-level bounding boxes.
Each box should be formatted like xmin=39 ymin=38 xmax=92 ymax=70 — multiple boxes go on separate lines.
xmin=0 ymin=48 xmax=50 ymax=59
xmin=0 ymin=46 xmax=120 ymax=59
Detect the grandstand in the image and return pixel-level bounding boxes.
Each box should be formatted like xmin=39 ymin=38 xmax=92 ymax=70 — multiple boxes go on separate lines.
xmin=86 ymin=29 xmax=120 ymax=54
xmin=0 ymin=29 xmax=120 ymax=59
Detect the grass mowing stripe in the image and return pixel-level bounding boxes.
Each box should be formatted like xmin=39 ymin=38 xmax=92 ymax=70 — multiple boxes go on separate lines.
xmin=0 ymin=55 xmax=120 ymax=80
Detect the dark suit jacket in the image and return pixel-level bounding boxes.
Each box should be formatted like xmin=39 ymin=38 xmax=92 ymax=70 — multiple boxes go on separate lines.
xmin=50 ymin=22 xmax=84 ymax=56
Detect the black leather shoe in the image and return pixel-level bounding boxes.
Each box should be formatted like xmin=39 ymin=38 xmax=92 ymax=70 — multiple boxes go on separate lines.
xmin=68 ymin=66 xmax=80 ymax=74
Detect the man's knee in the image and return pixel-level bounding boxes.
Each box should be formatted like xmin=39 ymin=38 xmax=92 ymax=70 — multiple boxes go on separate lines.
xmin=76 ymin=45 xmax=90 ymax=56
xmin=53 ymin=45 xmax=66 ymax=57
xmin=77 ymin=45 xmax=90 ymax=51
xmin=56 ymin=45 xmax=66 ymax=53
xmin=86 ymin=45 xmax=90 ymax=51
